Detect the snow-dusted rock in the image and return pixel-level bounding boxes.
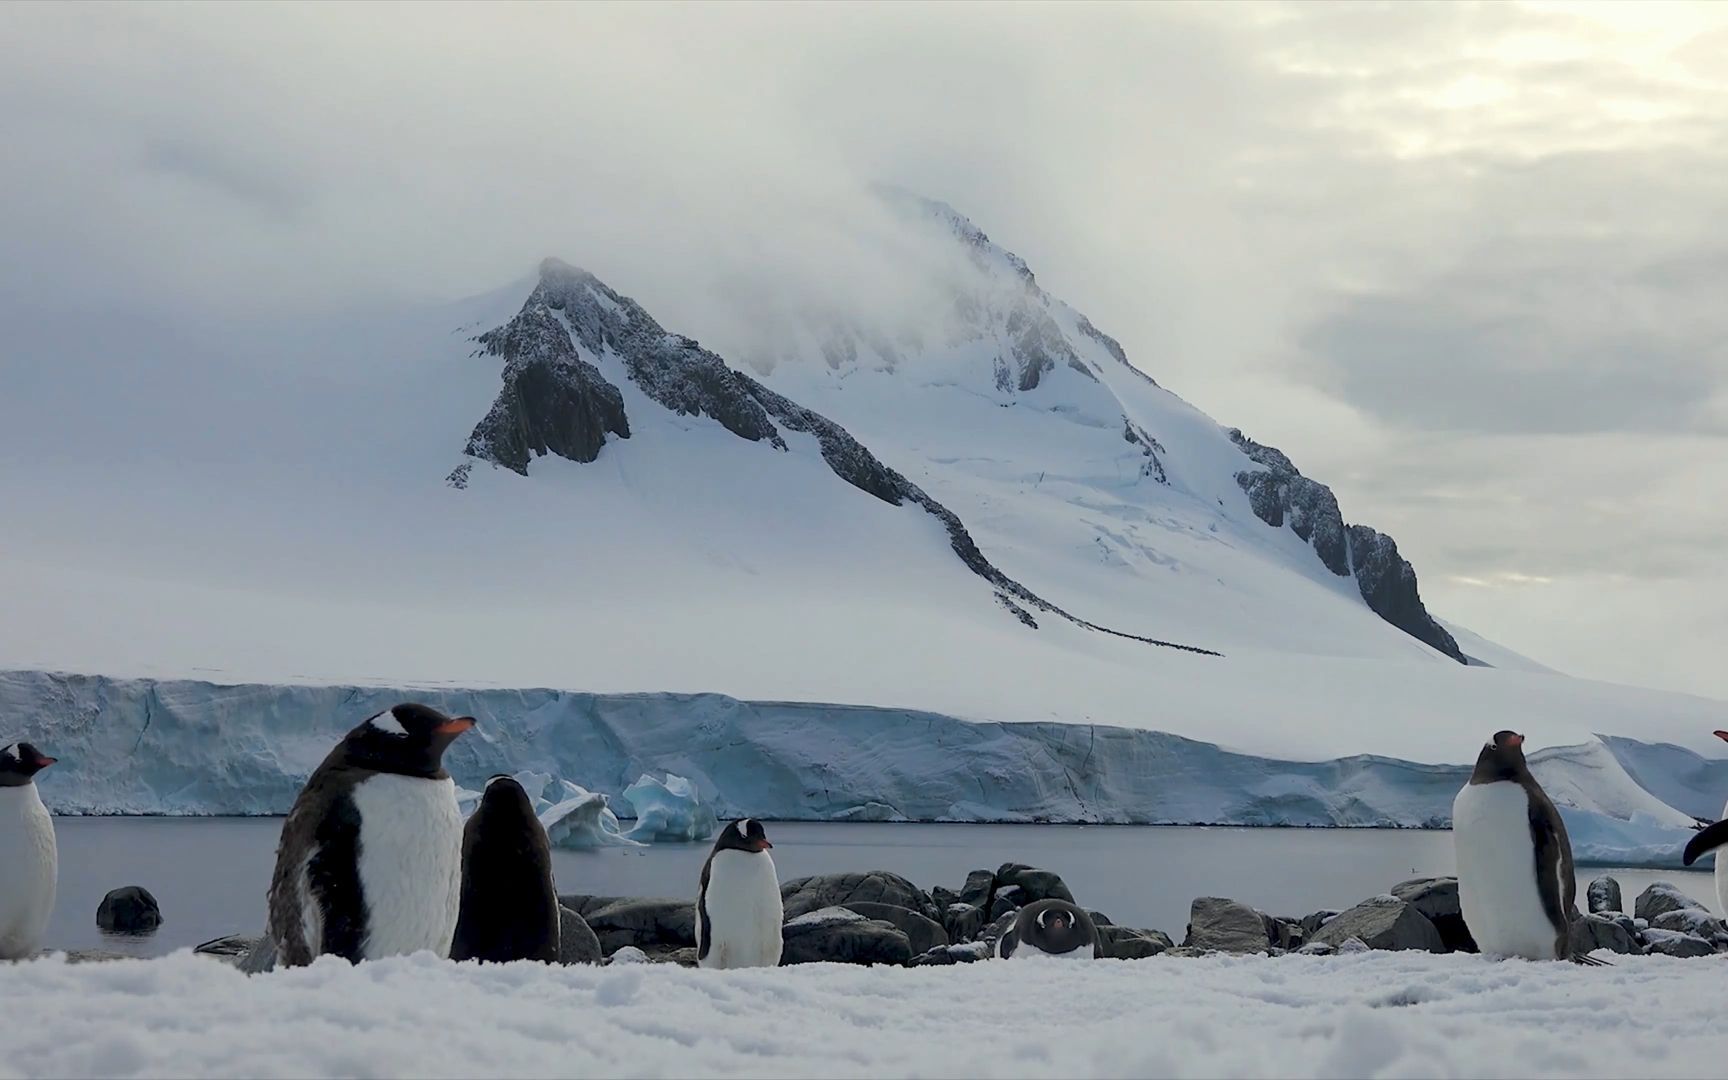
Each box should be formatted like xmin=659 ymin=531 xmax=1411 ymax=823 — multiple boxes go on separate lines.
xmin=840 ymin=902 xmax=947 ymax=955
xmin=942 ymin=902 xmax=986 ymax=944
xmin=781 ymin=908 xmax=910 ymax=967
xmin=1650 ymin=908 xmax=1727 ymax=941
xmin=906 ymin=941 xmax=991 ymax=966
xmin=576 ymin=898 xmax=695 ymax=955
xmin=621 ymin=773 xmax=716 ymax=844
xmin=1569 ymin=913 xmax=1639 ymax=957
xmin=1098 ymin=926 xmax=1173 ymax=959
xmin=992 ymin=863 xmax=1075 ymax=905
xmin=1588 ymin=876 xmax=1623 ymax=914
xmin=1635 ymin=883 xmax=1707 ymax=923
xmin=1642 ymin=928 xmax=1717 ymax=959
xmin=1182 ymin=897 xmax=1271 ymax=955
xmin=558 ymin=907 xmax=603 ymax=965
xmin=1390 ymin=876 xmax=1474 ymax=952
xmin=1308 ymin=896 xmax=1444 ymax=953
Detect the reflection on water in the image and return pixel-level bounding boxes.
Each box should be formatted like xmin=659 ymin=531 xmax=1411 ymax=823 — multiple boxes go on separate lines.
xmin=46 ymin=817 xmax=1719 ymax=957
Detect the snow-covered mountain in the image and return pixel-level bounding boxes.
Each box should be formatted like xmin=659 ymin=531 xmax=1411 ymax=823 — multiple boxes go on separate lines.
xmin=2 ymin=192 xmax=1725 ymax=833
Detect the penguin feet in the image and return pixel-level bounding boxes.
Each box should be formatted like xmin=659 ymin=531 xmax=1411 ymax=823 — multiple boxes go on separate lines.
xmin=1568 ymin=952 xmax=1612 ymax=967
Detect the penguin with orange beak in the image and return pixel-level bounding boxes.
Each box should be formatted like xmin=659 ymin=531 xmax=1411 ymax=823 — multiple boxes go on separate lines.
xmin=1680 ymin=730 xmax=1728 ymax=917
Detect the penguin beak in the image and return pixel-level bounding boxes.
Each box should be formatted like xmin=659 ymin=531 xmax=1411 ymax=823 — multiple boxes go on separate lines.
xmin=753 ymin=838 xmax=773 ymax=851
xmin=1506 ymin=733 xmax=1524 ymax=748
xmin=33 ymin=754 xmax=56 ymax=769
xmin=1713 ymin=730 xmax=1728 ymax=743
xmin=436 ymin=717 xmax=477 ymax=736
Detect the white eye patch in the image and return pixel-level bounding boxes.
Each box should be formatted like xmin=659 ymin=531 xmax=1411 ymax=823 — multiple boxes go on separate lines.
xmin=0 ymin=743 xmax=16 ymax=762
xmin=485 ymin=774 xmax=513 ymax=788
xmin=740 ymin=818 xmax=756 ymax=835
xmin=367 ymin=710 xmax=407 ymax=736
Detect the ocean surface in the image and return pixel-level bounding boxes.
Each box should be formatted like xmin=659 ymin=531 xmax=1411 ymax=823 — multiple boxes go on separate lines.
xmin=46 ymin=818 xmax=1717 ymax=956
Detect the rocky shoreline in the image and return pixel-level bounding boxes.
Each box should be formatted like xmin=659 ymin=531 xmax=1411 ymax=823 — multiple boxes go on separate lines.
xmin=169 ymin=863 xmax=1726 ymax=969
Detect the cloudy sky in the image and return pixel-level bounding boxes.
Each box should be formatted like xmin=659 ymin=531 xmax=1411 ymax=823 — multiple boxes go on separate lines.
xmin=2 ymin=1 xmax=1724 ymax=699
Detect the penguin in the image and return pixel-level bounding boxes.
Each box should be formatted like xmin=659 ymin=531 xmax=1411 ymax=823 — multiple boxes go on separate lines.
xmin=1453 ymin=730 xmax=1603 ymax=963
xmin=451 ymin=774 xmax=559 ymax=963
xmin=1680 ymin=729 xmax=1728 ymax=916
xmin=0 ymin=742 xmax=57 ymax=961
xmin=695 ymin=818 xmax=782 ymax=969
xmin=264 ymin=703 xmax=475 ymax=966
xmin=995 ymin=898 xmax=1099 ymax=960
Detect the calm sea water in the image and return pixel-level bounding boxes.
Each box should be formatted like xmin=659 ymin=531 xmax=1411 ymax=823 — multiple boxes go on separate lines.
xmin=47 ymin=818 xmax=1719 ymax=957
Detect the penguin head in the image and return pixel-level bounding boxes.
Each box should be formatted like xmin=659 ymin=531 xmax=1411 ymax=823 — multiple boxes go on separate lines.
xmin=0 ymin=742 xmax=56 ymax=787
xmin=477 ymin=774 xmax=535 ymax=816
xmin=714 ymin=817 xmax=773 ymax=854
xmin=1017 ymin=899 xmax=1094 ymax=954
xmin=342 ymin=704 xmax=475 ymax=778
xmin=1472 ymin=729 xmax=1529 ymax=781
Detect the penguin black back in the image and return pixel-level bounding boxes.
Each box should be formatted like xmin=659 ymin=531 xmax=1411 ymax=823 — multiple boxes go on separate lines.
xmin=451 ymin=775 xmax=560 ymax=963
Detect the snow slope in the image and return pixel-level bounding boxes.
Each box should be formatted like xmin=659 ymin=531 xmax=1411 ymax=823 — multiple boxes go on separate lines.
xmin=2 ymin=950 xmax=1725 ymax=1079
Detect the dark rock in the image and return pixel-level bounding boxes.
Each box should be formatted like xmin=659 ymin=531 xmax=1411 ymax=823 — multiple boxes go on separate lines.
xmin=1587 ymin=876 xmax=1623 ymax=915
xmin=1182 ymin=897 xmax=1272 ymax=955
xmin=1390 ymin=876 xmax=1476 ymax=953
xmin=942 ymin=902 xmax=985 ymax=943
xmin=1650 ymin=908 xmax=1727 ymax=941
xmin=907 ymin=941 xmax=992 ymax=967
xmin=781 ymin=871 xmax=937 ymax=923
xmin=558 ymin=907 xmax=603 ymax=965
xmin=1088 ymin=910 xmax=1114 ymax=927
xmin=1643 ymin=928 xmax=1716 ymax=958
xmin=642 ymin=945 xmax=699 ymax=967
xmin=1262 ymin=915 xmax=1304 ymax=951
xmin=1569 ymin=912 xmax=1639 ymax=957
xmin=1227 ymin=428 xmax=1463 ymax=662
xmin=1308 ymin=897 xmax=1443 ymax=953
xmin=1299 ymin=910 xmax=1340 ymax=937
xmin=1098 ymin=926 xmax=1173 ymax=959
xmin=958 ymin=870 xmax=995 ymax=910
xmin=993 ymin=862 xmax=1076 ymax=905
xmin=979 ymin=911 xmax=1017 ymax=951
xmin=96 ymin=886 xmax=161 ymax=934
xmin=988 ymin=885 xmax=1026 ymax=922
xmin=930 ymin=886 xmax=959 ymax=910
xmin=1635 ymin=883 xmax=1706 ymax=923
xmin=841 ymin=902 xmax=948 ymax=955
xmin=780 ymin=907 xmax=911 ymax=966
xmin=580 ymin=897 xmax=695 ymax=954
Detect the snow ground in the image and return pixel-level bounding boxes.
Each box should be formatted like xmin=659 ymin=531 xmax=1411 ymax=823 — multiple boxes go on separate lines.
xmin=1 ymin=950 xmax=1723 ymax=1079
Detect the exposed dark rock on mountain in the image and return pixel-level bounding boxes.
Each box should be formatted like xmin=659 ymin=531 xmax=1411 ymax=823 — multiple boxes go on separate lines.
xmin=1228 ymin=429 xmax=1463 ymax=662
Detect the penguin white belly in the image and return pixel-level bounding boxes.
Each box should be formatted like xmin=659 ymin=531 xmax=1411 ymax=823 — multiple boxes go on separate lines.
xmin=700 ymin=850 xmax=783 ymax=969
xmin=0 ymin=784 xmax=57 ymax=960
xmin=1717 ymin=800 xmax=1728 ymax=917
xmin=1454 ymin=781 xmax=1558 ymax=960
xmin=1001 ymin=939 xmax=1094 ymax=960
xmin=351 ymin=773 xmax=462 ymax=960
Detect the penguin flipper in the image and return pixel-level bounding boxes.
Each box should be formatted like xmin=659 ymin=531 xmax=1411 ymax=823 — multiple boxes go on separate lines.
xmin=996 ymin=927 xmax=1019 ymax=959
xmin=1681 ymin=819 xmax=1728 ymax=866
xmin=1526 ymin=795 xmax=1574 ymax=945
xmin=696 ymin=859 xmax=713 ymax=963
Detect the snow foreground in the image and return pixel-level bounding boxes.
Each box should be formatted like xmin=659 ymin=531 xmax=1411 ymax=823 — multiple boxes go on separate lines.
xmin=7 ymin=670 xmax=1728 ymax=867
xmin=2 ymin=951 xmax=1725 ymax=1079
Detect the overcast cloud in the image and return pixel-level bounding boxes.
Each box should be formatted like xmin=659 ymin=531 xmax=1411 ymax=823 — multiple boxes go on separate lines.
xmin=1 ymin=1 xmax=1724 ymax=698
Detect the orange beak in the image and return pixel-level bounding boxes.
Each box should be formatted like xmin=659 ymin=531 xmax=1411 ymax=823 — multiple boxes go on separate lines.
xmin=1713 ymin=730 xmax=1728 ymax=743
xmin=1506 ymin=732 xmax=1525 ymax=748
xmin=34 ymin=755 xmax=57 ymax=769
xmin=754 ymin=838 xmax=773 ymax=851
xmin=436 ymin=717 xmax=477 ymax=736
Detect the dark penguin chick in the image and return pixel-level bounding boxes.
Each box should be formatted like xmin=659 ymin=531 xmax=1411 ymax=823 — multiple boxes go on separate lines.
xmin=696 ymin=818 xmax=782 ymax=969
xmin=451 ymin=775 xmax=559 ymax=963
xmin=996 ymin=898 xmax=1099 ymax=959
xmin=0 ymin=742 xmax=59 ymax=961
xmin=265 ymin=703 xmax=475 ymax=967
xmin=1452 ymin=730 xmax=1606 ymax=965
xmin=1680 ymin=730 xmax=1728 ymax=918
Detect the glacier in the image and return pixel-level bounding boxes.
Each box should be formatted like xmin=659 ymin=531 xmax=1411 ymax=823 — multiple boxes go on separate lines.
xmin=5 ymin=668 xmax=1721 ymax=866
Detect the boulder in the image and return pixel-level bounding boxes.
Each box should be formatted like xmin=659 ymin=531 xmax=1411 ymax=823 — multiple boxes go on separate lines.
xmin=1650 ymin=908 xmax=1727 ymax=941
xmin=1088 ymin=910 xmax=1113 ymax=927
xmin=958 ymin=870 xmax=995 ymax=910
xmin=978 ymin=911 xmax=1017 ymax=951
xmin=780 ymin=907 xmax=911 ymax=966
xmin=1634 ymin=883 xmax=1705 ymax=923
xmin=1299 ymin=910 xmax=1340 ymax=937
xmin=558 ymin=907 xmax=603 ymax=964
xmin=907 ymin=941 xmax=991 ymax=967
xmin=1294 ymin=941 xmax=1335 ymax=956
xmin=1098 ymin=925 xmax=1173 ymax=959
xmin=581 ymin=898 xmax=695 ymax=954
xmin=1181 ymin=897 xmax=1272 ymax=955
xmin=1335 ymin=936 xmax=1371 ymax=954
xmin=1568 ymin=912 xmax=1638 ymax=957
xmin=1390 ymin=877 xmax=1475 ymax=953
xmin=1587 ymin=876 xmax=1623 ymax=915
xmin=1262 ymin=915 xmax=1304 ymax=951
xmin=1642 ymin=928 xmax=1716 ymax=959
xmin=993 ymin=863 xmax=1076 ymax=905
xmin=841 ymin=902 xmax=948 ymax=955
xmin=96 ymin=886 xmax=162 ymax=934
xmin=942 ymin=902 xmax=985 ymax=943
xmin=607 ymin=946 xmax=652 ymax=965
xmin=780 ymin=872 xmax=937 ymax=922
xmin=988 ymin=885 xmax=1026 ymax=922
xmin=1307 ymin=897 xmax=1443 ymax=953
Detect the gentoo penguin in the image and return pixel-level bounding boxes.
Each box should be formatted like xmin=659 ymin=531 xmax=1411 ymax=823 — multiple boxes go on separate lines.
xmin=1453 ymin=730 xmax=1602 ymax=963
xmin=0 ymin=743 xmax=57 ymax=960
xmin=695 ymin=818 xmax=782 ymax=969
xmin=995 ymin=898 xmax=1099 ymax=960
xmin=451 ymin=775 xmax=559 ymax=963
xmin=1680 ymin=729 xmax=1728 ymax=916
xmin=264 ymin=704 xmax=475 ymax=966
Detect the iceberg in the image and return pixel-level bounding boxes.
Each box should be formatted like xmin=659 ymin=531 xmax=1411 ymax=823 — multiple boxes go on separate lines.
xmin=622 ymin=773 xmax=716 ymax=843
xmin=541 ymin=780 xmax=643 ymax=849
